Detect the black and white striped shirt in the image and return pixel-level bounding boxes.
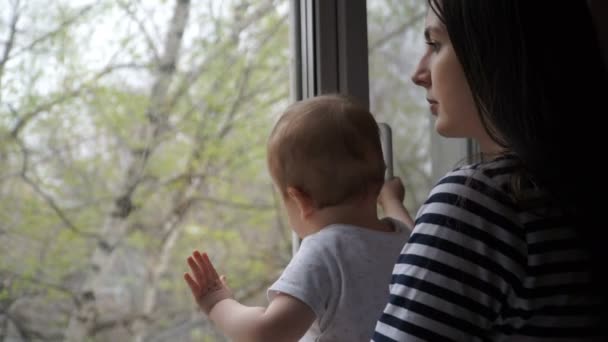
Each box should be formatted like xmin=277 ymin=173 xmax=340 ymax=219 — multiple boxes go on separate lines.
xmin=373 ymin=156 xmax=603 ymax=341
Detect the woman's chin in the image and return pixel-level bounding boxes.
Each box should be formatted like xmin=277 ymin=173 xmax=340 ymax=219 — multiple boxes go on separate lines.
xmin=434 ymin=120 xmax=452 ymax=137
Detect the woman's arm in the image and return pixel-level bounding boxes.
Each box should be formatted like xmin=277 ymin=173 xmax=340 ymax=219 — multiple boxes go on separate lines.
xmin=378 ymin=177 xmax=415 ymax=230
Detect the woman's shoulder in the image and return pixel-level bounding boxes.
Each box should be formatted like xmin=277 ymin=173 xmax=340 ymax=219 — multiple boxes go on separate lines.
xmin=434 ymin=154 xmax=520 ymax=207
xmin=418 ymin=155 xmax=524 ymax=241
xmin=449 ymin=153 xmax=519 ymax=180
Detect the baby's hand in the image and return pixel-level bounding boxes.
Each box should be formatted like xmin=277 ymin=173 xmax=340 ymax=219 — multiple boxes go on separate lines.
xmin=184 ymin=250 xmax=232 ymax=314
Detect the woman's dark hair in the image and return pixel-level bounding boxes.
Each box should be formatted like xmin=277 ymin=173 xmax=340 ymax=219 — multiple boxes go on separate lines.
xmin=428 ymin=0 xmax=607 ymax=308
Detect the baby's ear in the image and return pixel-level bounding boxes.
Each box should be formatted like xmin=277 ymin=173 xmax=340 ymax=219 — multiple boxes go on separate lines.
xmin=286 ymin=186 xmax=316 ymax=219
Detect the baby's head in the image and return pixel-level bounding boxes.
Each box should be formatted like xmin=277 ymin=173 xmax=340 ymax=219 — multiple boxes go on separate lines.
xmin=267 ymin=94 xmax=385 ymax=209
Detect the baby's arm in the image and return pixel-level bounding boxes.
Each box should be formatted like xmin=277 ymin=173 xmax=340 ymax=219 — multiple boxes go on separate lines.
xmin=209 ymin=293 xmax=315 ymax=342
xmin=184 ymin=250 xmax=315 ymax=342
xmin=378 ymin=177 xmax=414 ymax=230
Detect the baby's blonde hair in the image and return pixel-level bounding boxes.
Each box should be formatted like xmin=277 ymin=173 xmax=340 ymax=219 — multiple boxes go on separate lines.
xmin=267 ymin=94 xmax=385 ymax=208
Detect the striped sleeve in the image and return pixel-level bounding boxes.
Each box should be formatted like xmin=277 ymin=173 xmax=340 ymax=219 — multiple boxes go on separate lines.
xmin=373 ymin=167 xmax=525 ymax=342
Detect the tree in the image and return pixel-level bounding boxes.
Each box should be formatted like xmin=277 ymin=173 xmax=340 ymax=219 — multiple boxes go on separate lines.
xmin=2 ymin=0 xmax=290 ymax=340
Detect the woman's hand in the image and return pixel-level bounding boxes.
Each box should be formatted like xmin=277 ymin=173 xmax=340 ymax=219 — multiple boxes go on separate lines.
xmin=378 ymin=177 xmax=406 ymax=207
xmin=378 ymin=177 xmax=414 ymax=230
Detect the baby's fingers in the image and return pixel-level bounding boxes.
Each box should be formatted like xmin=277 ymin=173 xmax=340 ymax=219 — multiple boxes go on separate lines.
xmin=203 ymin=253 xmax=221 ymax=280
xmin=183 ymin=272 xmax=201 ymax=295
xmin=187 ymin=253 xmax=208 ymax=289
xmin=219 ymin=275 xmax=228 ymax=287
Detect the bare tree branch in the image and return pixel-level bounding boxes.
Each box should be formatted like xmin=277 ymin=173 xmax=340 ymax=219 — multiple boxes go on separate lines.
xmin=191 ymin=195 xmax=274 ymax=211
xmin=65 ymin=1 xmax=192 ymax=340
xmin=167 ymin=2 xmax=284 ymax=111
xmin=15 ymin=137 xmax=103 ymax=241
xmin=146 ymin=0 xmax=190 ymax=126
xmin=8 ymin=62 xmax=144 ymax=139
xmin=0 ymin=0 xmax=21 ymax=98
xmin=270 ymin=184 xmax=291 ymax=248
xmin=89 ymin=313 xmax=151 ymax=336
xmin=9 ymin=2 xmax=97 ymax=60
xmin=132 ymin=166 xmax=199 ymax=341
xmin=145 ymin=314 xmax=215 ymax=342
xmin=233 ymin=272 xmax=279 ymax=302
xmin=368 ymin=11 xmax=425 ymax=52
xmin=4 ymin=313 xmax=30 ymax=341
xmin=3 ymin=270 xmax=76 ymax=299
xmin=216 ymin=66 xmax=252 ymax=139
xmin=117 ymin=0 xmax=161 ymax=63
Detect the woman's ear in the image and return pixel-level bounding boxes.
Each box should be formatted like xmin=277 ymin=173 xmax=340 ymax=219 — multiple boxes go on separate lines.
xmin=286 ymin=186 xmax=316 ymax=219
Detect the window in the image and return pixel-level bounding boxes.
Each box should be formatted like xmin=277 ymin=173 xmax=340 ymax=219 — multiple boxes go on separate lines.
xmin=368 ymin=0 xmax=468 ymax=212
xmin=0 ymin=1 xmax=290 ymax=340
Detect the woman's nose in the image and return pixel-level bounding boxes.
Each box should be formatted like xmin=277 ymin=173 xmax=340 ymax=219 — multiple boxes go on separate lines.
xmin=411 ymin=60 xmax=430 ymax=87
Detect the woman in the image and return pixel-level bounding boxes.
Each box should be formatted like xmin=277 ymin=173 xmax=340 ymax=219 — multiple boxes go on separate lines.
xmin=373 ymin=1 xmax=607 ymax=340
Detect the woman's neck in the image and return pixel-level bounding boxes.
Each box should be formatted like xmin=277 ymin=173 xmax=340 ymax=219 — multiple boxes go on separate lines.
xmin=477 ymin=135 xmax=507 ymax=159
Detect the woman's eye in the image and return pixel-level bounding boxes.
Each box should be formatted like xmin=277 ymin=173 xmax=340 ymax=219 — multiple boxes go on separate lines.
xmin=425 ymin=40 xmax=440 ymax=52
